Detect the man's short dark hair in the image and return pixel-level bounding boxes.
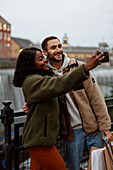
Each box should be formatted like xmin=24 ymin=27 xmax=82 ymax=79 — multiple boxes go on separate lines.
xmin=41 ymin=36 xmax=60 ymax=51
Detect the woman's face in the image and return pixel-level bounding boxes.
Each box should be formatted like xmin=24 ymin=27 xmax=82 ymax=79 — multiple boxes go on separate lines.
xmin=35 ymin=51 xmax=49 ymax=71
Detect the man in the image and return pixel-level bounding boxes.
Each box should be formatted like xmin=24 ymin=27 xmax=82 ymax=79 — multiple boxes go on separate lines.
xmin=41 ymin=36 xmax=111 ymax=170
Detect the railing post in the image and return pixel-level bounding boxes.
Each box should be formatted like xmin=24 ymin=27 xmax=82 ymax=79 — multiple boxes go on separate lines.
xmin=1 ymin=100 xmax=14 ymax=170
xmin=14 ymin=124 xmax=20 ymax=170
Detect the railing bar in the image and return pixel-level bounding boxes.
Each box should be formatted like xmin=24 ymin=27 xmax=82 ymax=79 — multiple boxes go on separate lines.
xmin=14 ymin=112 xmax=26 ymax=117
xmin=105 ymin=98 xmax=113 ymax=102
xmin=0 ymin=115 xmax=5 ymax=119
xmin=14 ymin=111 xmax=25 ymax=114
xmin=14 ymin=114 xmax=26 ymax=117
xmin=15 ymin=123 xmax=24 ymax=128
xmin=0 ymin=151 xmax=5 ymax=155
xmin=14 ymin=146 xmax=25 ymax=151
xmin=107 ymin=105 xmax=113 ymax=108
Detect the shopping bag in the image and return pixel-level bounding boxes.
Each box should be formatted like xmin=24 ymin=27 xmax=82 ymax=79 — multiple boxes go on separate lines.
xmin=102 ymin=138 xmax=113 ymax=170
xmin=88 ymin=132 xmax=113 ymax=170
xmin=88 ymin=146 xmax=106 ymax=170
xmin=87 ymin=146 xmax=99 ymax=170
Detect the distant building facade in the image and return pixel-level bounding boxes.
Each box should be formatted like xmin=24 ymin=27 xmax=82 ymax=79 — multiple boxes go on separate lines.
xmin=62 ymin=34 xmax=98 ymax=61
xmin=11 ymin=37 xmax=34 ymax=58
xmin=62 ymin=34 xmax=111 ymax=64
xmin=63 ymin=45 xmax=98 ymax=62
xmin=0 ymin=15 xmax=11 ymax=58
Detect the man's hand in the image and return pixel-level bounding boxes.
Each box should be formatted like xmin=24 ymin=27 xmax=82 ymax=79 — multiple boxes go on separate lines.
xmin=102 ymin=130 xmax=111 ymax=140
xmin=84 ymin=50 xmax=104 ymax=72
xmin=23 ymin=104 xmax=29 ymax=113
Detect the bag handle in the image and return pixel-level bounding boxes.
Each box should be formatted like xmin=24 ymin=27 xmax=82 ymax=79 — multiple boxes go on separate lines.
xmin=109 ymin=140 xmax=113 ymax=155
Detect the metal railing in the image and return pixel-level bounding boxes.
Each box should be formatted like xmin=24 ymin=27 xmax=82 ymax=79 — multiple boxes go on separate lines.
xmin=0 ymin=101 xmax=28 ymax=170
xmin=0 ymin=98 xmax=113 ymax=170
xmin=0 ymin=58 xmax=16 ymax=69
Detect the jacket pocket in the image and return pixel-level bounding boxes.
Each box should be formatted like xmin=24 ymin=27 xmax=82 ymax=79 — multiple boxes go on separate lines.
xmin=44 ymin=114 xmax=47 ymax=137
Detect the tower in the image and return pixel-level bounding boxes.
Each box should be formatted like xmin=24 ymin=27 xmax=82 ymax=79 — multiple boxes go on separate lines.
xmin=62 ymin=33 xmax=69 ymax=47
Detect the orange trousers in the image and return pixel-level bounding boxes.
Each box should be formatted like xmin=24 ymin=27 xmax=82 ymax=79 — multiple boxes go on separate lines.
xmin=28 ymin=145 xmax=67 ymax=170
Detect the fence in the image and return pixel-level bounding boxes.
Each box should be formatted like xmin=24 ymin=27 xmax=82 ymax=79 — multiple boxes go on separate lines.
xmin=0 ymin=58 xmax=16 ymax=69
xmin=0 ymin=101 xmax=29 ymax=170
xmin=0 ymin=98 xmax=113 ymax=170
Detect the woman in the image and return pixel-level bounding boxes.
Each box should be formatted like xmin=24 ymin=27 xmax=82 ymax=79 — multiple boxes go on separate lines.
xmin=13 ymin=47 xmax=90 ymax=170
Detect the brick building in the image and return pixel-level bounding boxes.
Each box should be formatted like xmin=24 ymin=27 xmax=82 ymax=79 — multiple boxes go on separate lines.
xmin=0 ymin=15 xmax=11 ymax=58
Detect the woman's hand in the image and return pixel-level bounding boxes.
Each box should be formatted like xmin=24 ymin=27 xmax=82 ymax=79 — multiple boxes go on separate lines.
xmin=23 ymin=104 xmax=29 ymax=113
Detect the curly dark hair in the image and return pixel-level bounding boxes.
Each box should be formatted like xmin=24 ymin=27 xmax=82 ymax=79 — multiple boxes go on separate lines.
xmin=13 ymin=47 xmax=42 ymax=87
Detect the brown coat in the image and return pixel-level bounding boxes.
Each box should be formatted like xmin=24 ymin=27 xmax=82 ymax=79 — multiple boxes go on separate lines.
xmin=60 ymin=58 xmax=111 ymax=140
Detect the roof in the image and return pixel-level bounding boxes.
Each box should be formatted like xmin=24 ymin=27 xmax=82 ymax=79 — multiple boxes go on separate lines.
xmin=0 ymin=15 xmax=11 ymax=25
xmin=63 ymin=46 xmax=98 ymax=53
xmin=11 ymin=37 xmax=34 ymax=49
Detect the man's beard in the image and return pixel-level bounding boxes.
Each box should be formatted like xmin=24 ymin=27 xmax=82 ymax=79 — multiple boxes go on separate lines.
xmin=48 ymin=52 xmax=63 ymax=62
xmin=50 ymin=57 xmax=62 ymax=62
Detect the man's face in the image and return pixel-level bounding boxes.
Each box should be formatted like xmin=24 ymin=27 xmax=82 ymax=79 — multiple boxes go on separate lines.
xmin=44 ymin=39 xmax=63 ymax=62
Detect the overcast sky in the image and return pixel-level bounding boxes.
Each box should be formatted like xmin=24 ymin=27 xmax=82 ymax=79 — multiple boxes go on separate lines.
xmin=1 ymin=0 xmax=113 ymax=47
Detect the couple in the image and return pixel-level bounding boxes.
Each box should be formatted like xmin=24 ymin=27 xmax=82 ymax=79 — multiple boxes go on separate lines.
xmin=13 ymin=36 xmax=111 ymax=170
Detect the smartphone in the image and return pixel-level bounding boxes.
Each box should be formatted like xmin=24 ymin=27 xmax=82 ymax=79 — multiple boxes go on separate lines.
xmin=98 ymin=51 xmax=109 ymax=63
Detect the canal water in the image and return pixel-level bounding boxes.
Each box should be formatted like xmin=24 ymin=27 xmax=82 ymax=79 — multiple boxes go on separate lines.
xmin=0 ymin=69 xmax=25 ymax=142
xmin=91 ymin=66 xmax=113 ymax=98
xmin=0 ymin=69 xmax=25 ymax=111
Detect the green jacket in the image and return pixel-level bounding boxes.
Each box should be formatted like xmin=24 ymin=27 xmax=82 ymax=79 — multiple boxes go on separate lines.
xmin=22 ymin=64 xmax=89 ymax=148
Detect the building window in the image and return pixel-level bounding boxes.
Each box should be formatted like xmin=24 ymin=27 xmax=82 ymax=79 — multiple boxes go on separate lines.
xmin=29 ymin=43 xmax=32 ymax=47
xmin=15 ymin=49 xmax=17 ymax=53
xmin=7 ymin=53 xmax=10 ymax=58
xmin=7 ymin=43 xmax=10 ymax=48
xmin=0 ymin=42 xmax=2 ymax=49
xmin=7 ymin=25 xmax=11 ymax=31
xmin=0 ymin=32 xmax=3 ymax=40
xmin=4 ymin=53 xmax=7 ymax=58
xmin=3 ymin=24 xmax=7 ymax=31
xmin=0 ymin=23 xmax=2 ymax=30
xmin=7 ymin=33 xmax=11 ymax=41
xmin=4 ymin=32 xmax=7 ymax=40
xmin=4 ymin=43 xmax=7 ymax=49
